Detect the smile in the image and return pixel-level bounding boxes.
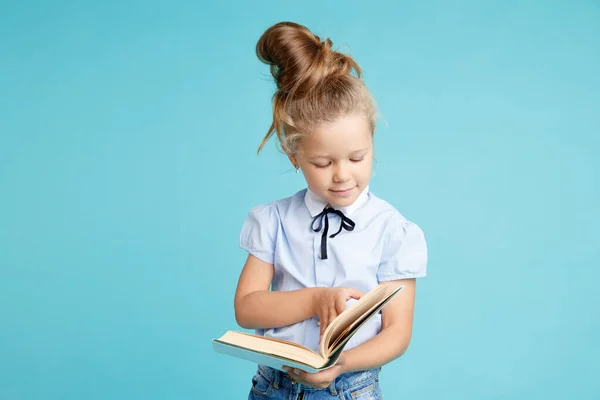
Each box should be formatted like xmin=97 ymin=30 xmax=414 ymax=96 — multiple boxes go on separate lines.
xmin=330 ymin=187 xmax=355 ymax=196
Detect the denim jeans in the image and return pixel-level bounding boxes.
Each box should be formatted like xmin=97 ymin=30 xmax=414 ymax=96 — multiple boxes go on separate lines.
xmin=248 ymin=364 xmax=383 ymax=399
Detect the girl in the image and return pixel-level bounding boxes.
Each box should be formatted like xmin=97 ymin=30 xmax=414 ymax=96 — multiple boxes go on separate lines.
xmin=235 ymin=21 xmax=428 ymax=400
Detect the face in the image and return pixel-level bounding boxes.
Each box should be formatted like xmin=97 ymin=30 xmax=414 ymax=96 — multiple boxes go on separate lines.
xmin=290 ymin=114 xmax=373 ymax=208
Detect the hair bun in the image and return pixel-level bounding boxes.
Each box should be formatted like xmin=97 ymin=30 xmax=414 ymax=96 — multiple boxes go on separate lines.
xmin=256 ymin=22 xmax=361 ymax=99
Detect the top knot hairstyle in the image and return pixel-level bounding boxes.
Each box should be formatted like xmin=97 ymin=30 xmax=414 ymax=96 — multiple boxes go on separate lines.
xmin=256 ymin=22 xmax=378 ymax=154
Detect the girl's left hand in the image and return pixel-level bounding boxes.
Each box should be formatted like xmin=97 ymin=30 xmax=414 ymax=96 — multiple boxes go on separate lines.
xmin=282 ymin=363 xmax=344 ymax=389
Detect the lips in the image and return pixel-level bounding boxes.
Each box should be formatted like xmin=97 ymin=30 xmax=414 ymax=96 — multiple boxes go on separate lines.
xmin=330 ymin=187 xmax=355 ymax=196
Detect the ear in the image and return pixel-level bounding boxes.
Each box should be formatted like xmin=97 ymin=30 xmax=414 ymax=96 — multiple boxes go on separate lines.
xmin=288 ymin=154 xmax=298 ymax=169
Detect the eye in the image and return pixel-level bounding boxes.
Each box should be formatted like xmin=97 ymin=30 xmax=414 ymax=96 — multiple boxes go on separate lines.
xmin=313 ymin=162 xmax=331 ymax=168
xmin=350 ymin=157 xmax=365 ymax=163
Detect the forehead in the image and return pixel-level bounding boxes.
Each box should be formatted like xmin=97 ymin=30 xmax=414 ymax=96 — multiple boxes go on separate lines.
xmin=298 ymin=114 xmax=372 ymax=156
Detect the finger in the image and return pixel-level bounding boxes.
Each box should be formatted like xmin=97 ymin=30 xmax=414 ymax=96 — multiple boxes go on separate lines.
xmin=291 ymin=369 xmax=319 ymax=388
xmin=320 ymin=309 xmax=329 ymax=338
xmin=326 ymin=307 xmax=337 ymax=328
xmin=335 ymin=294 xmax=346 ymax=315
xmin=290 ymin=369 xmax=308 ymax=385
xmin=347 ymin=288 xmax=365 ymax=300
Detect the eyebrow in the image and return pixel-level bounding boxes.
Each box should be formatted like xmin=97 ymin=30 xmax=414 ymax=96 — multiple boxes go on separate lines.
xmin=308 ymin=148 xmax=370 ymax=159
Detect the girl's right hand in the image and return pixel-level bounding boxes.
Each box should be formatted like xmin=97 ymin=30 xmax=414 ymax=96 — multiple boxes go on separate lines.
xmin=313 ymin=287 xmax=364 ymax=341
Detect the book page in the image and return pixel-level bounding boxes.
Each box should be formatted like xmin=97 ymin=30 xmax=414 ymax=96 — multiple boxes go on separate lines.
xmin=327 ymin=299 xmax=384 ymax=353
xmin=319 ymin=285 xmax=387 ymax=356
xmin=328 ymin=285 xmax=403 ymax=355
xmin=216 ymin=331 xmax=327 ymax=369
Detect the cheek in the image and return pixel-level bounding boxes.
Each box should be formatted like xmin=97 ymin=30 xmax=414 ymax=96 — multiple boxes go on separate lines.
xmin=356 ymin=160 xmax=372 ymax=179
xmin=303 ymin=168 xmax=327 ymax=187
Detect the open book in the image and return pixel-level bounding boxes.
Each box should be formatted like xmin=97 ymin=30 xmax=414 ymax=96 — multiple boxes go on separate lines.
xmin=212 ymin=284 xmax=403 ymax=373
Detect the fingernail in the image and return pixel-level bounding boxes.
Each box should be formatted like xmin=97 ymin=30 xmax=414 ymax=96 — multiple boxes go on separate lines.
xmin=293 ymin=369 xmax=300 ymax=375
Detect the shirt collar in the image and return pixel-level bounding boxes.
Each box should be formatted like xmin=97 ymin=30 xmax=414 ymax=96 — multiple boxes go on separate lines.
xmin=304 ymin=186 xmax=370 ymax=217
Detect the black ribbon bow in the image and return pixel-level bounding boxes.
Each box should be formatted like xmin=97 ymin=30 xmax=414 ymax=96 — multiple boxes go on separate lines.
xmin=311 ymin=206 xmax=355 ymax=260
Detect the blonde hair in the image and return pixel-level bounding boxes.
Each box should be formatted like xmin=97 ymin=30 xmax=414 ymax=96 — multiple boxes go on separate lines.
xmin=256 ymin=22 xmax=377 ymax=155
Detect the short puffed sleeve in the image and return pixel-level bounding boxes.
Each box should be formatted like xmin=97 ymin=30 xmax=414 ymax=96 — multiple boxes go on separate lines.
xmin=239 ymin=203 xmax=279 ymax=265
xmin=377 ymin=218 xmax=428 ymax=281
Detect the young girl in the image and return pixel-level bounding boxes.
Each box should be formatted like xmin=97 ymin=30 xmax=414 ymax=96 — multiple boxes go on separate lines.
xmin=235 ymin=21 xmax=427 ymax=400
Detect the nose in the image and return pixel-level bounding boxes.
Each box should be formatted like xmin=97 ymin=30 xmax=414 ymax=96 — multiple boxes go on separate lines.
xmin=333 ymin=162 xmax=351 ymax=183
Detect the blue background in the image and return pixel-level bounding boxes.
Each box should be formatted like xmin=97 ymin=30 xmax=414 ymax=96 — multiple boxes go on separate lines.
xmin=1 ymin=1 xmax=599 ymax=399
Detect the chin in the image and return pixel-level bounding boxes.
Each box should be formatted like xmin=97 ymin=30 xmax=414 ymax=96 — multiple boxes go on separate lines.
xmin=327 ymin=195 xmax=358 ymax=208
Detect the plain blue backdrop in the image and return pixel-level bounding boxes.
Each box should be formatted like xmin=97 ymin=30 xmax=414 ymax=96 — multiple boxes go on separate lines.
xmin=1 ymin=1 xmax=599 ymax=399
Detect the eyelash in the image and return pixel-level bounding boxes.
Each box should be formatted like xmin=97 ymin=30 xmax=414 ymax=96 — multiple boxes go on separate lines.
xmin=313 ymin=157 xmax=365 ymax=168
